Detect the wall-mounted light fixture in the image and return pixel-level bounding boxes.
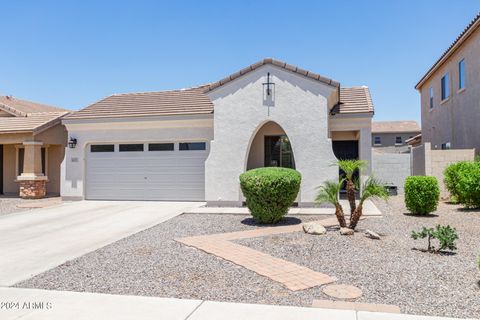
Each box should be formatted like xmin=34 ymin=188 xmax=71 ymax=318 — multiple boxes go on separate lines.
xmin=68 ymin=137 xmax=77 ymax=149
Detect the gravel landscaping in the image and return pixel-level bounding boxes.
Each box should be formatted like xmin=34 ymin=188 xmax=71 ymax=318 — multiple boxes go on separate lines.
xmin=16 ymin=196 xmax=480 ymax=319
xmin=0 ymin=197 xmax=32 ymax=216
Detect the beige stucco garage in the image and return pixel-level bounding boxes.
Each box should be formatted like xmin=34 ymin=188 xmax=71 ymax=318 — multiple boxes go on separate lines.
xmin=61 ymin=59 xmax=374 ymax=206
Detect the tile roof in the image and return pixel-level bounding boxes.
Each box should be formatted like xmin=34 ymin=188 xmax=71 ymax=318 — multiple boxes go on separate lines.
xmin=372 ymin=121 xmax=421 ymax=133
xmin=66 ymin=60 xmax=374 ymax=120
xmin=65 ymin=86 xmax=214 ymax=120
xmin=0 ymin=96 xmax=68 ymax=134
xmin=416 ymin=12 xmax=480 ymax=89
xmin=0 ymin=96 xmax=67 ymax=116
xmin=203 ymin=58 xmax=340 ymax=92
xmin=0 ymin=112 xmax=68 ymax=134
xmin=332 ymin=86 xmax=374 ymax=115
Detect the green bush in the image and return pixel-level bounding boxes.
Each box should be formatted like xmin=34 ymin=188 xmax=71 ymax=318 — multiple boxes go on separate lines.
xmin=240 ymin=167 xmax=301 ymax=224
xmin=411 ymin=225 xmax=458 ymax=253
xmin=444 ymin=161 xmax=470 ymax=203
xmin=454 ymin=162 xmax=480 ymax=208
xmin=404 ymin=176 xmax=439 ymax=215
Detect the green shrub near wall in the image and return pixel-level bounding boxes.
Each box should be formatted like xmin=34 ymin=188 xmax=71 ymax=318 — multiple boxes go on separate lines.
xmin=444 ymin=161 xmax=470 ymax=203
xmin=444 ymin=161 xmax=480 ymax=208
xmin=239 ymin=167 xmax=301 ymax=224
xmin=404 ymin=176 xmax=440 ymax=215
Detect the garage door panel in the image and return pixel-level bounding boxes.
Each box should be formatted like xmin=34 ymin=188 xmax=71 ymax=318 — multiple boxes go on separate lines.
xmin=86 ymin=143 xmax=208 ymax=201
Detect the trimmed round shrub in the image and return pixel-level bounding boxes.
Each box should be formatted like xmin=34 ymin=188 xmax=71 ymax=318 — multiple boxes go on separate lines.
xmin=240 ymin=167 xmax=301 ymax=224
xmin=444 ymin=161 xmax=470 ymax=203
xmin=404 ymin=176 xmax=440 ymax=215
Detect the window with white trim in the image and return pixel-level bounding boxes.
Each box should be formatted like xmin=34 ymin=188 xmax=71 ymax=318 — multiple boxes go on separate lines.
xmin=374 ymin=136 xmax=381 ymax=145
xmin=458 ymin=59 xmax=466 ymax=90
xmin=429 ymin=87 xmax=434 ymax=109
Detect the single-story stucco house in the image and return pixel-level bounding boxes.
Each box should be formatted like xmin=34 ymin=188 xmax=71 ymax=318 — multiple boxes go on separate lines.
xmin=61 ymin=58 xmax=374 ymax=206
xmin=0 ymin=96 xmax=68 ymax=198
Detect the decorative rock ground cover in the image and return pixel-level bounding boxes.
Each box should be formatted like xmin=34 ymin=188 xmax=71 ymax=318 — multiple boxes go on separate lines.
xmin=16 ymin=196 xmax=480 ymax=319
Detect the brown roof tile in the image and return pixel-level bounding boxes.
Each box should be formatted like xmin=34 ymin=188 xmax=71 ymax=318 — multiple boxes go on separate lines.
xmin=67 ymin=60 xmax=374 ymax=120
xmin=372 ymin=121 xmax=421 ymax=133
xmin=0 ymin=112 xmax=68 ymax=134
xmin=0 ymin=96 xmax=67 ymax=116
xmin=333 ymin=86 xmax=375 ymax=114
xmin=416 ymin=12 xmax=480 ymax=89
xmin=65 ymin=86 xmax=213 ymax=120
xmin=203 ymin=58 xmax=340 ymax=92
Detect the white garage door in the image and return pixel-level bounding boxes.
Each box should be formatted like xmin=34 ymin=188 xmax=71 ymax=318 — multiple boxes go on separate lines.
xmin=85 ymin=142 xmax=208 ymax=201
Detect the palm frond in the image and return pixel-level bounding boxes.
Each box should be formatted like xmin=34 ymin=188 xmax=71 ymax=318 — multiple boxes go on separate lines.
xmin=360 ymin=177 xmax=389 ymax=205
xmin=315 ymin=180 xmax=343 ymax=206
xmin=337 ymin=159 xmax=367 ymax=180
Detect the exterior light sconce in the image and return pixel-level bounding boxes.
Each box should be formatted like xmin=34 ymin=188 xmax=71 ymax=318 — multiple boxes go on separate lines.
xmin=68 ymin=137 xmax=77 ymax=149
xmin=262 ymin=72 xmax=275 ymax=96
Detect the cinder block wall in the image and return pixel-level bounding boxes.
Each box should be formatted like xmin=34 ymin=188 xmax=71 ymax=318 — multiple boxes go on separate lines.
xmin=372 ymin=151 xmax=411 ymax=193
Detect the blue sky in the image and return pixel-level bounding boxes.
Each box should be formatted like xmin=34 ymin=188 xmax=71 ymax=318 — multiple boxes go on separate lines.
xmin=1 ymin=1 xmax=479 ymax=122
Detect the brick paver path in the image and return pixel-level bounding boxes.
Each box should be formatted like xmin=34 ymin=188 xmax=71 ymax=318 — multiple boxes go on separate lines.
xmin=176 ymin=217 xmax=342 ymax=291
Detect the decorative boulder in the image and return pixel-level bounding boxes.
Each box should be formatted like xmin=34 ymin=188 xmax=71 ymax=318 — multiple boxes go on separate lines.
xmin=303 ymin=222 xmax=327 ymax=235
xmin=340 ymin=227 xmax=354 ymax=235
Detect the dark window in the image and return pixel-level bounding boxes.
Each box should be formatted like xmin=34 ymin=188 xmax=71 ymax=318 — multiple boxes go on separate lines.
xmin=119 ymin=144 xmax=144 ymax=152
xmin=441 ymin=73 xmax=450 ymax=100
xmin=41 ymin=148 xmax=46 ymax=175
xmin=18 ymin=148 xmax=24 ymax=176
xmin=441 ymin=142 xmax=451 ymax=150
xmin=179 ymin=142 xmax=206 ymax=151
xmin=264 ymin=135 xmax=295 ymax=169
xmin=395 ymin=136 xmax=402 ymax=145
xmin=374 ymin=136 xmax=381 ymax=145
xmin=91 ymin=145 xmax=114 ymax=152
xmin=149 ymin=143 xmax=174 ymax=151
xmin=429 ymin=87 xmax=434 ymax=109
xmin=459 ymin=59 xmax=466 ymax=89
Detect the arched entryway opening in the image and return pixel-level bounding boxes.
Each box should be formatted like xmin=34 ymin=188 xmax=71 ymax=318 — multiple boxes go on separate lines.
xmin=246 ymin=121 xmax=295 ymax=170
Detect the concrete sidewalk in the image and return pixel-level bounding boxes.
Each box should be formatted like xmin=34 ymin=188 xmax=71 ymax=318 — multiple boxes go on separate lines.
xmin=185 ymin=200 xmax=382 ymax=216
xmin=0 ymin=201 xmax=203 ymax=286
xmin=0 ymin=288 xmax=473 ymax=320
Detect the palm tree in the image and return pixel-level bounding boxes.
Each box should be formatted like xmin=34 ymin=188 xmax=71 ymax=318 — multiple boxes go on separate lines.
xmin=349 ymin=177 xmax=388 ymax=229
xmin=316 ymin=180 xmax=347 ymax=228
xmin=337 ymin=159 xmax=367 ymax=219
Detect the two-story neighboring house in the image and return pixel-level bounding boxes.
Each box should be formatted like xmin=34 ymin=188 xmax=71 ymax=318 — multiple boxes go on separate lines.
xmin=371 ymin=121 xmax=421 ymax=153
xmin=415 ymin=12 xmax=480 ymax=151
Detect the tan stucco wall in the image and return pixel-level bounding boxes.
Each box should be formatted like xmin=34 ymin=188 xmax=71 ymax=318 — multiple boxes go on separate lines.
xmin=1 ymin=123 xmax=67 ymax=195
xmin=46 ymin=145 xmax=64 ymax=195
xmin=411 ymin=142 xmax=475 ymax=198
xmin=419 ymin=26 xmax=480 ymax=151
xmin=3 ymin=144 xmax=18 ymax=194
xmin=246 ymin=122 xmax=285 ymax=170
xmin=331 ymin=130 xmax=358 ymax=141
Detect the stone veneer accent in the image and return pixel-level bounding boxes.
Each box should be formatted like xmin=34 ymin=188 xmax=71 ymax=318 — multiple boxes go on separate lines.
xmin=19 ymin=180 xmax=47 ymax=199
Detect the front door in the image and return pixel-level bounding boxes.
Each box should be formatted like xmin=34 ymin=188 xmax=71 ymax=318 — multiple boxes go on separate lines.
xmin=264 ymin=135 xmax=295 ymax=169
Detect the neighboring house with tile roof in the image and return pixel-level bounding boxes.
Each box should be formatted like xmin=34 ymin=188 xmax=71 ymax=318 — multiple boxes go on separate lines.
xmin=415 ymin=12 xmax=480 ymax=152
xmin=0 ymin=96 xmax=69 ymax=198
xmin=371 ymin=120 xmax=421 ymax=153
xmin=62 ymin=58 xmax=375 ymax=205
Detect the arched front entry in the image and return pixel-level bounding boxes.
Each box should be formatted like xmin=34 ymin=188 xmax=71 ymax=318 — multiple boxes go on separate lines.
xmin=246 ymin=121 xmax=295 ymax=170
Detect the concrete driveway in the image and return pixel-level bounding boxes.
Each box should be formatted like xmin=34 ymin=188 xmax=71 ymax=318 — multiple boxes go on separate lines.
xmin=0 ymin=201 xmax=203 ymax=286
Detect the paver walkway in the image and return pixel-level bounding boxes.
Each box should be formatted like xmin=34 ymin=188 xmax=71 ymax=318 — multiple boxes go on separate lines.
xmin=176 ymin=217 xmax=342 ymax=291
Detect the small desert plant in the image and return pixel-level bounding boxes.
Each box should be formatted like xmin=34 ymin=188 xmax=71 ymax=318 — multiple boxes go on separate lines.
xmin=240 ymin=167 xmax=301 ymax=224
xmin=411 ymin=225 xmax=458 ymax=253
xmin=315 ymin=179 xmax=347 ymax=228
xmin=349 ymin=177 xmax=389 ymax=229
xmin=404 ymin=176 xmax=440 ymax=215
xmin=337 ymin=159 xmax=366 ymax=218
